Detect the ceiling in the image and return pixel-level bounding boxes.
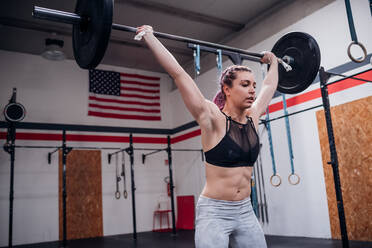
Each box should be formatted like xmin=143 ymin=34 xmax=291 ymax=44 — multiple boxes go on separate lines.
xmin=0 ymin=0 xmax=290 ymax=74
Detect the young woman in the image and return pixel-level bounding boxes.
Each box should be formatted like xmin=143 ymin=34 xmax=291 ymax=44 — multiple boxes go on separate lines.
xmin=136 ymin=25 xmax=278 ymax=248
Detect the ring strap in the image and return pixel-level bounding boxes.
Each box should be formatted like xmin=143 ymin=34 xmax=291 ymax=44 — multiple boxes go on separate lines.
xmin=344 ymin=0 xmax=358 ymax=42
xmin=216 ymin=49 xmax=223 ymax=81
xmin=282 ymin=94 xmax=295 ymax=175
xmin=193 ymin=44 xmax=201 ymax=75
xmin=265 ymin=109 xmax=277 ymax=176
xmin=122 ymin=150 xmax=128 ymax=201
xmin=261 ymin=64 xmax=278 ymax=178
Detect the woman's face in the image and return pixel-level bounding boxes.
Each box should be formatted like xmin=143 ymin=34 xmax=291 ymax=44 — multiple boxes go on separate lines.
xmin=224 ymin=71 xmax=256 ymax=109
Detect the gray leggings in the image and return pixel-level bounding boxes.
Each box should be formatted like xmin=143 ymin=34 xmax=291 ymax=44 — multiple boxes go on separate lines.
xmin=195 ymin=195 xmax=267 ymax=248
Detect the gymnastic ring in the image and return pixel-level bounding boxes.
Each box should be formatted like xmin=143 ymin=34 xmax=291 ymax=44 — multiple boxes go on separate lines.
xmin=288 ymin=173 xmax=300 ymax=185
xmin=347 ymin=41 xmax=367 ymax=63
xmin=115 ymin=191 xmax=121 ymax=199
xmin=270 ymin=174 xmax=282 ymax=187
xmin=124 ymin=190 xmax=128 ymax=199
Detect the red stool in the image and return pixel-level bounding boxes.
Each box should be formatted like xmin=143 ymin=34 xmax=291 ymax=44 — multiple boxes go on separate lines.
xmin=152 ymin=209 xmax=172 ymax=232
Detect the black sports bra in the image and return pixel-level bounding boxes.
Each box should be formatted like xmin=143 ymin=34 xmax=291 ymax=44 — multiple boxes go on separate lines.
xmin=204 ymin=112 xmax=260 ymax=167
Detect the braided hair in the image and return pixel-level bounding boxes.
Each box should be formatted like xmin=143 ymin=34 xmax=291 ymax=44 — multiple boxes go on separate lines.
xmin=213 ymin=65 xmax=252 ymax=110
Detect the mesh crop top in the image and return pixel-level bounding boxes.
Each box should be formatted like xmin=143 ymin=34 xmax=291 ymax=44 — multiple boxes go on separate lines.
xmin=204 ymin=112 xmax=260 ymax=167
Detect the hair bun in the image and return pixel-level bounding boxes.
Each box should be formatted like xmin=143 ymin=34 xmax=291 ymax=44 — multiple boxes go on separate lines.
xmin=213 ymin=90 xmax=225 ymax=110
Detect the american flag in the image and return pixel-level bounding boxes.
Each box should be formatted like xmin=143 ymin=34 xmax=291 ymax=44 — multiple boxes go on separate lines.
xmin=88 ymin=69 xmax=161 ymax=121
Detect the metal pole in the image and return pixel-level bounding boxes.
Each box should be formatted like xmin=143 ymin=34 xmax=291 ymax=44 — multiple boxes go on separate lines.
xmin=8 ymin=145 xmax=15 ymax=248
xmin=167 ymin=136 xmax=177 ymax=235
xmin=319 ymin=67 xmax=349 ymax=248
xmin=128 ymin=134 xmax=137 ymax=240
xmin=4 ymin=123 xmax=16 ymax=247
xmin=61 ymin=130 xmax=70 ymax=248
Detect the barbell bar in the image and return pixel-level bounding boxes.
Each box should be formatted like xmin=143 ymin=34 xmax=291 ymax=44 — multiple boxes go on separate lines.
xmin=32 ymin=0 xmax=321 ymax=94
xmin=33 ymin=6 xmax=266 ymax=63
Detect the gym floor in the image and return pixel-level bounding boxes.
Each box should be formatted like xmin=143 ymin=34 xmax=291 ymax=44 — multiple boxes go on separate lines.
xmin=8 ymin=230 xmax=372 ymax=248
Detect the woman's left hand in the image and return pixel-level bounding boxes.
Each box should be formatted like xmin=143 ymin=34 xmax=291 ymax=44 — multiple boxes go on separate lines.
xmin=260 ymin=51 xmax=278 ymax=65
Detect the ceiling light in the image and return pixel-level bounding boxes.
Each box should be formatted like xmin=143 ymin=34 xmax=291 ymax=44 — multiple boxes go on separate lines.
xmin=41 ymin=38 xmax=66 ymax=61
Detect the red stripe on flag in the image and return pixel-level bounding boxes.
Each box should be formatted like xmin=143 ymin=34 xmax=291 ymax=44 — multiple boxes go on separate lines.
xmin=121 ymin=80 xmax=160 ymax=87
xmin=88 ymin=111 xmax=161 ymax=121
xmin=121 ymin=87 xmax=160 ymax=94
xmin=120 ymin=73 xmax=160 ymax=81
xmin=89 ymin=96 xmax=160 ymax=106
xmin=121 ymin=93 xmax=160 ymax=100
xmin=89 ymin=104 xmax=160 ymax=113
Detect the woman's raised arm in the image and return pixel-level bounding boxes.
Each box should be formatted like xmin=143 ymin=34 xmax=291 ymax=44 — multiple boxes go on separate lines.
xmin=251 ymin=52 xmax=279 ymax=118
xmin=137 ymin=25 xmax=214 ymax=126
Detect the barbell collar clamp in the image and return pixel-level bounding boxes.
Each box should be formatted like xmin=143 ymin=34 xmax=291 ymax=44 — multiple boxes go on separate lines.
xmin=278 ymin=58 xmax=292 ymax=72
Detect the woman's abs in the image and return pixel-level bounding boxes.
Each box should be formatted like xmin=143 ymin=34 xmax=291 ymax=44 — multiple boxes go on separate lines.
xmin=201 ymin=163 xmax=253 ymax=201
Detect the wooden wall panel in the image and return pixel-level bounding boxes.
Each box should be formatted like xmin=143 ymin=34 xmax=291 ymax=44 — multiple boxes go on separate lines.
xmin=316 ymin=96 xmax=372 ymax=241
xmin=59 ymin=150 xmax=103 ymax=240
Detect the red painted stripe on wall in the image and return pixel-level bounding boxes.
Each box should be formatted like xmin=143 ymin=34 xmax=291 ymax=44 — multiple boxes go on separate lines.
xmin=268 ymin=70 xmax=371 ymax=114
xmin=0 ymin=132 xmax=167 ymax=144
xmin=172 ymin=129 xmax=201 ymax=144
xmin=0 ymin=129 xmax=201 ymax=144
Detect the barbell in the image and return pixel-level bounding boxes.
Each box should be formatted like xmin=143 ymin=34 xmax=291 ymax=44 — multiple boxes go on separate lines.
xmin=32 ymin=0 xmax=321 ymax=94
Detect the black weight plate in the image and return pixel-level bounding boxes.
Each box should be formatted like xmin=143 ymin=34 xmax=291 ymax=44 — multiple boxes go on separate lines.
xmin=73 ymin=0 xmax=113 ymax=69
xmin=272 ymin=32 xmax=321 ymax=94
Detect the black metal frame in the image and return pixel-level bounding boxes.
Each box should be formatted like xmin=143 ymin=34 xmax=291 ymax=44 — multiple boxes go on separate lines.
xmin=107 ymin=135 xmax=203 ymax=238
xmin=259 ymin=104 xmax=323 ymax=124
xmin=2 ymin=130 xmax=124 ymax=248
xmin=166 ymin=136 xmax=177 ymax=235
xmin=318 ymin=67 xmax=371 ymax=248
xmin=319 ymin=67 xmax=350 ymax=248
xmin=3 ymin=122 xmax=16 ymax=247
xmin=60 ymin=130 xmax=72 ymax=247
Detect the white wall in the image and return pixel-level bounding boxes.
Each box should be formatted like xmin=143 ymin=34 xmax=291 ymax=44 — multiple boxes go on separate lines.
xmin=0 ymin=51 xmax=175 ymax=246
xmin=0 ymin=0 xmax=371 ymax=246
xmin=170 ymin=0 xmax=372 ymax=239
xmin=0 ymin=50 xmax=173 ymax=128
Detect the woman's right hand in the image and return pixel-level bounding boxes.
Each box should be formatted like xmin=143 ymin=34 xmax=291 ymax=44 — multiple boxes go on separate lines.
xmin=136 ymin=25 xmax=154 ymax=39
